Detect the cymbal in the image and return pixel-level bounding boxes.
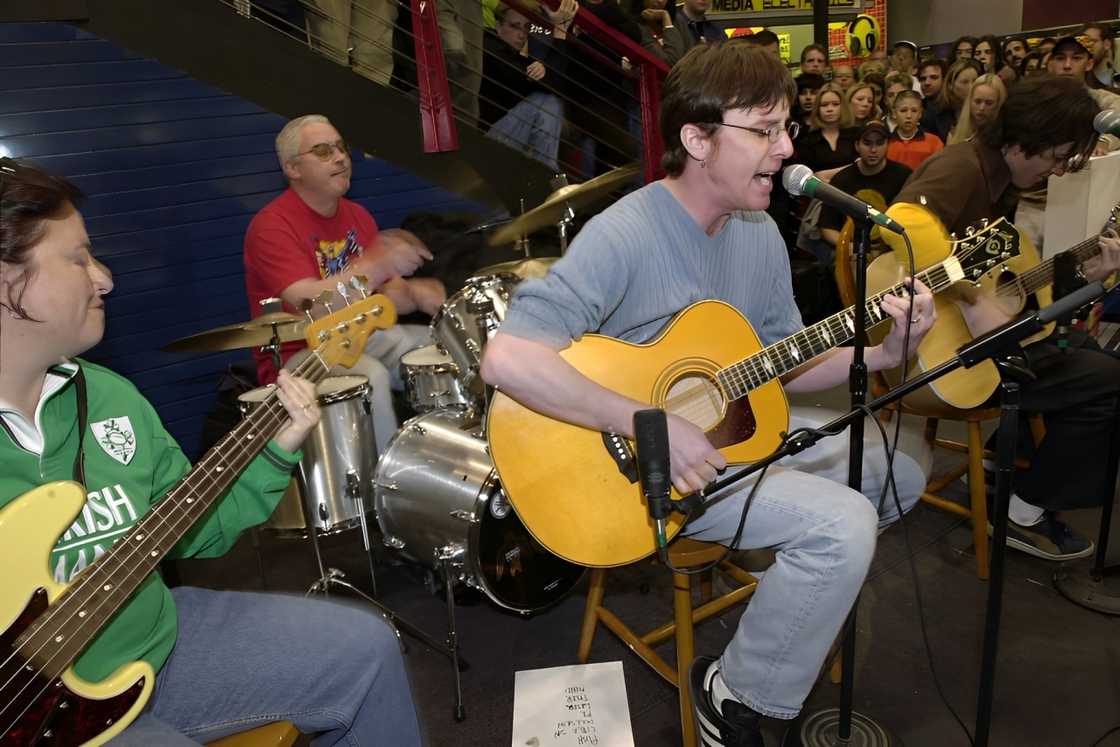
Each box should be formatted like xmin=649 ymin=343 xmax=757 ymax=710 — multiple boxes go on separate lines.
xmin=473 ymin=257 xmax=559 ymax=280
xmin=488 ymin=163 xmax=640 ymax=246
xmin=164 ymin=312 xmax=306 ymax=353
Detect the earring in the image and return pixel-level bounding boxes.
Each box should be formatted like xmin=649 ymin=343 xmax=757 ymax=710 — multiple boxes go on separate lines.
xmin=700 ymin=159 xmax=707 ymax=169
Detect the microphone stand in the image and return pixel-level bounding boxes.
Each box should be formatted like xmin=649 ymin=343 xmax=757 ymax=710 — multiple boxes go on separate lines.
xmin=679 ymin=283 xmax=1107 ymax=747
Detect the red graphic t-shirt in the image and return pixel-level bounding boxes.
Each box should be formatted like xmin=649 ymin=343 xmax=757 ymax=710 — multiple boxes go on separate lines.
xmin=244 ymin=188 xmax=381 ymax=385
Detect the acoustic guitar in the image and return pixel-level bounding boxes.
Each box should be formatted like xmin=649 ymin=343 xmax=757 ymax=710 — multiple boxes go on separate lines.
xmin=0 ymin=290 xmax=396 ymax=747
xmin=486 ymin=220 xmax=1021 ymax=568
xmin=876 ymin=202 xmax=1120 ymax=410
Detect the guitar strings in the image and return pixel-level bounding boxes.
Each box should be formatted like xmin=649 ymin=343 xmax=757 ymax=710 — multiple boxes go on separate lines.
xmin=0 ymin=351 xmax=326 ymax=734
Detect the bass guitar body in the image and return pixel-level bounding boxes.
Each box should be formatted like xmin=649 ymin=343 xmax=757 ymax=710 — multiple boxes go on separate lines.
xmin=486 ymin=301 xmax=790 ymax=569
xmin=0 ymin=482 xmax=152 ymax=747
xmin=877 ymin=204 xmax=1052 ymax=410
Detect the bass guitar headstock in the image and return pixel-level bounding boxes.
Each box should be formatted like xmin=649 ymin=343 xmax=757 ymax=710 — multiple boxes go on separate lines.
xmin=299 ymin=277 xmax=397 ymax=370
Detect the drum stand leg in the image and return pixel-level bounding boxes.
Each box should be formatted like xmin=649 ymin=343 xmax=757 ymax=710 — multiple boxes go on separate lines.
xmin=441 ymin=554 xmax=467 ymax=722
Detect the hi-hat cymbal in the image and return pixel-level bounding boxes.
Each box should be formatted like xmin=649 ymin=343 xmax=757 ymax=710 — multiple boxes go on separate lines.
xmin=488 ymin=163 xmax=640 ymax=246
xmin=164 ymin=312 xmax=306 ymax=353
xmin=473 ymin=257 xmax=559 ymax=280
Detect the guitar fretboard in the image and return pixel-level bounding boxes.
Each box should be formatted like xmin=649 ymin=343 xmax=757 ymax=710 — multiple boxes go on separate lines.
xmin=997 ymin=235 xmax=1101 ymax=297
xmin=717 ymin=260 xmax=960 ymax=400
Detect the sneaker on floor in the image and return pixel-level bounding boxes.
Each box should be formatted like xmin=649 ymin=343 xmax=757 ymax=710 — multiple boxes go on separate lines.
xmin=993 ymin=513 xmax=1095 ymax=561
xmin=689 ymin=655 xmax=765 ymax=747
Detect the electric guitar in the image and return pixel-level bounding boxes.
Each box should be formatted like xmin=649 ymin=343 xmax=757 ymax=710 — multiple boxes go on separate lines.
xmin=486 ymin=221 xmax=1021 ymax=568
xmin=0 ymin=290 xmax=396 ymax=746
xmin=875 ymin=202 xmax=1120 ymax=410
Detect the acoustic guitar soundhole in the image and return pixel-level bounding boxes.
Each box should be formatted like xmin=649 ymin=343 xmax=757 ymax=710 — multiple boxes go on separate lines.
xmin=665 ymin=373 xmax=757 ymax=449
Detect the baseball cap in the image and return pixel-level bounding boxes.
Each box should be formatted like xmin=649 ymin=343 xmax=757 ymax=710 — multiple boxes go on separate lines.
xmin=1051 ymin=34 xmax=1092 ymax=55
xmin=859 ymin=120 xmax=890 ymax=141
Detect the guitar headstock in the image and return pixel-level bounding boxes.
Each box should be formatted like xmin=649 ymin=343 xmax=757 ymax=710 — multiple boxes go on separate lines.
xmin=301 ymin=278 xmax=397 ymax=369
xmin=951 ymin=217 xmax=1022 ymax=282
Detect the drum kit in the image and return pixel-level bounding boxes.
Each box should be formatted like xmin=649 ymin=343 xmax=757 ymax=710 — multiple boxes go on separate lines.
xmin=163 ymin=165 xmax=637 ymax=721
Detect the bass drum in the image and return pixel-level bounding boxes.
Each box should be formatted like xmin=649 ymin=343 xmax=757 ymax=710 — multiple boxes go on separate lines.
xmin=374 ymin=410 xmax=584 ymax=613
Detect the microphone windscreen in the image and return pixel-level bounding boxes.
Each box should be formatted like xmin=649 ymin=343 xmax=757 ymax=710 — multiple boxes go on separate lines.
xmin=782 ymin=164 xmax=813 ymax=196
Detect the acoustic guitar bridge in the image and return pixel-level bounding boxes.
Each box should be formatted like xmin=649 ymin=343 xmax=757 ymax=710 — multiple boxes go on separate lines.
xmin=601 ymin=432 xmax=639 ymax=483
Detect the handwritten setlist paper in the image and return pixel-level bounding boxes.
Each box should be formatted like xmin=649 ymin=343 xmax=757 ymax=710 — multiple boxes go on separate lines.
xmin=512 ymin=661 xmax=635 ymax=747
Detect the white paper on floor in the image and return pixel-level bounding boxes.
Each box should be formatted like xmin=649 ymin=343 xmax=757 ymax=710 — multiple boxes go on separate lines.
xmin=511 ymin=660 xmax=635 ymax=747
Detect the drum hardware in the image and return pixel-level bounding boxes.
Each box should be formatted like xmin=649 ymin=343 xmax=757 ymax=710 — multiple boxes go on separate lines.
xmin=162 ymin=298 xmax=305 ymax=355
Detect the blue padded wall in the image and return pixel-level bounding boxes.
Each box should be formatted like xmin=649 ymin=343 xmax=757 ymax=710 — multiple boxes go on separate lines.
xmin=0 ymin=21 xmax=483 ymax=458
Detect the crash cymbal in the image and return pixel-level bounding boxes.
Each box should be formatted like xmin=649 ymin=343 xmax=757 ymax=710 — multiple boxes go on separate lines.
xmin=488 ymin=163 xmax=640 ymax=246
xmin=473 ymin=257 xmax=559 ymax=280
xmin=164 ymin=312 xmax=306 ymax=353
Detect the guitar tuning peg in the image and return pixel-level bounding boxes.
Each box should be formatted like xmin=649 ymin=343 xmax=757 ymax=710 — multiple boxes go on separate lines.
xmin=335 ymin=281 xmax=352 ymax=305
xmin=314 ymin=291 xmax=334 ymax=314
xmin=349 ymin=276 xmax=369 ymax=298
xmin=950 ymin=231 xmax=957 ymax=240
xmin=299 ymin=298 xmax=315 ymax=322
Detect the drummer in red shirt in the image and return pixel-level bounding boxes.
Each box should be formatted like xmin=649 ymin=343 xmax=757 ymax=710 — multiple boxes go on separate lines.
xmin=244 ymin=114 xmax=445 ymax=451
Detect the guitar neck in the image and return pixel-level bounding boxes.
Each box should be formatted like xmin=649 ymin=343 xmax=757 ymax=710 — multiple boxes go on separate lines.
xmin=18 ymin=353 xmax=331 ymax=678
xmin=1004 ymin=236 xmax=1101 ymax=297
xmin=718 ymin=259 xmax=962 ymax=400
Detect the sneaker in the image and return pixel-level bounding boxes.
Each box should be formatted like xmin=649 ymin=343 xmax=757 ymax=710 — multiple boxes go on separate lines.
xmin=689 ymin=655 xmax=765 ymax=747
xmin=993 ymin=513 xmax=1095 ymax=561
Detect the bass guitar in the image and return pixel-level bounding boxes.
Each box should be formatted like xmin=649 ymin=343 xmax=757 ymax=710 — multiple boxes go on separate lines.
xmin=0 ymin=289 xmax=396 ymax=746
xmin=486 ymin=221 xmax=1020 ymax=568
xmin=875 ymin=202 xmax=1119 ymax=410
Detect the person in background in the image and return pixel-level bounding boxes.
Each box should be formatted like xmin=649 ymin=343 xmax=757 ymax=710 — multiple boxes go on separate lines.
xmin=1020 ymin=51 xmax=1044 ymax=77
xmin=948 ymin=72 xmax=1006 ymax=145
xmin=890 ymin=40 xmax=918 ymax=75
xmin=1082 ymin=22 xmax=1118 ymax=88
xmin=661 ymin=0 xmax=720 ymax=56
xmin=794 ymin=73 xmax=825 ymax=129
xmin=818 ymin=120 xmax=912 ymax=250
xmin=741 ymin=29 xmax=781 ymax=58
xmin=307 ymin=0 xmax=397 ymax=86
xmin=931 ymin=57 xmax=982 ymax=141
xmin=633 ymin=0 xmax=684 ymax=65
xmin=800 ymin=43 xmax=829 ymax=76
xmin=917 ymin=58 xmax=947 ymax=131
xmin=974 ymin=35 xmax=1003 ymax=74
xmin=1003 ymin=37 xmax=1029 ymax=69
xmin=858 ymin=58 xmax=887 ymax=82
xmin=1036 ymin=37 xmax=1057 ymax=58
xmin=883 ymin=71 xmax=913 ymax=129
xmin=481 ymin=2 xmax=575 ymax=170
xmin=846 ymin=80 xmax=882 ymax=128
xmin=832 ymin=63 xmax=855 ymax=90
xmin=797 ymin=82 xmax=858 ymax=178
xmin=887 ymin=90 xmax=944 ymax=170
xmin=951 ymin=35 xmax=977 ymax=61
xmin=1046 ymin=34 xmax=1120 ymax=152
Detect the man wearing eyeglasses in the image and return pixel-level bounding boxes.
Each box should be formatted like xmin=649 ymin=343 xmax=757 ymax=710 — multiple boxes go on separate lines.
xmin=886 ymin=74 xmax=1120 ymax=562
xmin=244 ymin=114 xmax=443 ymax=452
xmin=481 ymin=44 xmax=933 ymax=746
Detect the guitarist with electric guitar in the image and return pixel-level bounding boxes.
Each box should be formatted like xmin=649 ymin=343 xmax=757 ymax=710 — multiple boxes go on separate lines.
xmin=482 ymin=45 xmax=937 ymax=747
xmin=0 ymin=160 xmax=422 ymax=745
xmin=883 ymin=73 xmax=1120 ymax=563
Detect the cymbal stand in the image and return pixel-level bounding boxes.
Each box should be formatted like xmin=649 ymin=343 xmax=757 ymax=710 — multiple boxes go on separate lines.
xmin=258 ymin=297 xmax=286 ymax=373
xmin=557 ymin=204 xmax=575 ymax=255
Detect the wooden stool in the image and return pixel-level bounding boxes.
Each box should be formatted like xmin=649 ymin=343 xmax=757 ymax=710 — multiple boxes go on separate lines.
xmin=206 ymin=721 xmax=301 ymax=747
xmin=577 ymin=538 xmax=759 ymax=747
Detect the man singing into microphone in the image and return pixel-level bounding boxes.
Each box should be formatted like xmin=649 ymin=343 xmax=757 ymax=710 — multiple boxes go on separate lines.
xmin=482 ymin=44 xmax=933 ymax=746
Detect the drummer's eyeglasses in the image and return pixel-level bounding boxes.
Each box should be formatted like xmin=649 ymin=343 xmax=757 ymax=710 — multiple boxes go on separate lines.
xmin=295 ymin=140 xmax=349 ymax=161
xmin=714 ymin=120 xmax=799 ymax=143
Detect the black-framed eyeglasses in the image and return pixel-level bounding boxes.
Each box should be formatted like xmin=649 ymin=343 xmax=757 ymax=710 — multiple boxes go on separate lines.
xmin=295 ymin=139 xmax=349 ymax=161
xmin=714 ymin=120 xmax=799 ymax=143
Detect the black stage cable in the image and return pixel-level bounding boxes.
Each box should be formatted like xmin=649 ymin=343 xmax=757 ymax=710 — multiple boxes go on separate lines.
xmin=1091 ymin=724 xmax=1120 ymax=746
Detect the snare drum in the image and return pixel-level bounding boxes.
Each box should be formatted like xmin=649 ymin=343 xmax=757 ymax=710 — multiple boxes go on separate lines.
xmin=374 ymin=410 xmax=584 ymax=613
xmin=399 ymin=345 xmax=474 ymax=412
xmin=430 ymin=274 xmax=521 ymax=382
xmin=238 ymin=375 xmax=377 ymax=538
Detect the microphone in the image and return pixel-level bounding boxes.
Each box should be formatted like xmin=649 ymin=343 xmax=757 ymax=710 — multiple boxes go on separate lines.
xmin=782 ymin=164 xmax=907 ymax=234
xmin=1094 ymin=110 xmax=1120 ymax=137
xmin=634 ymin=408 xmax=673 ymax=564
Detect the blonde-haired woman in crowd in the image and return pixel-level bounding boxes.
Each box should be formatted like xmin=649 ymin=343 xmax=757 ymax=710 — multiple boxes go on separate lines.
xmin=845 ymin=81 xmax=882 ymax=128
xmin=948 ymin=73 xmax=1007 ymax=145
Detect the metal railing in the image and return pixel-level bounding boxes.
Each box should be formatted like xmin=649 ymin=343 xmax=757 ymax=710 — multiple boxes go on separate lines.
xmin=229 ymin=0 xmax=669 ymax=183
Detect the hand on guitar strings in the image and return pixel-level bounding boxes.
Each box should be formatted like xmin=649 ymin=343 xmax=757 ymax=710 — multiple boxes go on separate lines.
xmin=876 ymin=277 xmax=936 ymax=369
xmin=665 ymin=413 xmax=728 ymax=494
xmin=273 ymin=369 xmax=321 ymax=453
xmin=1082 ymin=229 xmax=1120 ymax=284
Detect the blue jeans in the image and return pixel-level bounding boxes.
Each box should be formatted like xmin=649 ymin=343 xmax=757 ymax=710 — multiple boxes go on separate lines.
xmin=683 ymin=408 xmax=925 ymax=719
xmin=110 ymin=587 xmax=423 ymax=745
xmin=486 ymin=92 xmax=564 ymax=171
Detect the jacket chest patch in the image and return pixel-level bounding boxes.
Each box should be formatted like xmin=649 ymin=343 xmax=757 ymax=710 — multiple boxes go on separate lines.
xmin=90 ymin=417 xmax=137 ymax=465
